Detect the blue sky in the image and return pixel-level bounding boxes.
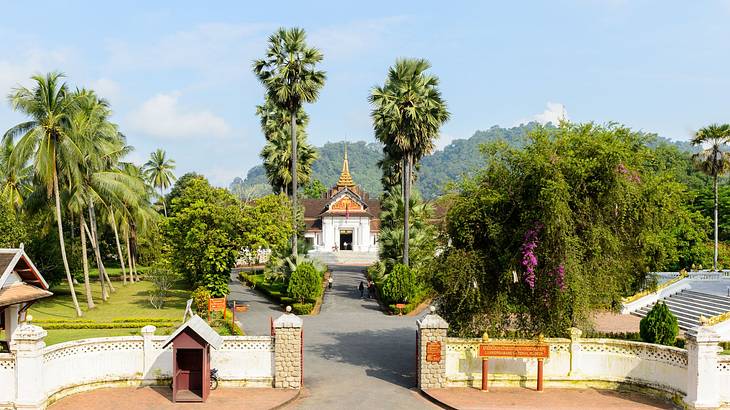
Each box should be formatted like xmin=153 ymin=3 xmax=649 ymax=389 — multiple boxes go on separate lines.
xmin=1 ymin=1 xmax=729 ymax=186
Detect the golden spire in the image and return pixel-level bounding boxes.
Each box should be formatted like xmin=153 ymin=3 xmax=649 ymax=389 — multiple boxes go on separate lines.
xmin=336 ymin=144 xmax=355 ymax=187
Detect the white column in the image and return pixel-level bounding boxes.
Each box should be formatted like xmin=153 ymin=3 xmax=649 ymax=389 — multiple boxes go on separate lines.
xmin=141 ymin=325 xmax=157 ymax=381
xmin=684 ymin=326 xmax=720 ymax=409
xmin=11 ymin=323 xmax=47 ymax=409
xmin=360 ymin=218 xmax=370 ymax=252
xmin=322 ymin=217 xmax=332 ymax=250
xmin=4 ymin=305 xmax=19 ymax=343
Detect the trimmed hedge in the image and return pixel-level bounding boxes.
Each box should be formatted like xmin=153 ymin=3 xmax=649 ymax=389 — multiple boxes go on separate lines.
xmin=292 ymin=303 xmax=314 ymax=315
xmin=240 ymin=272 xmax=319 ymax=314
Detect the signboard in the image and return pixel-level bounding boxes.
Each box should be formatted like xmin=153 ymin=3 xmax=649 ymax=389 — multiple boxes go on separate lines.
xmin=478 ymin=342 xmax=549 ymax=359
xmin=426 ymin=341 xmax=442 ymax=363
xmin=209 ymin=297 xmax=226 ymax=312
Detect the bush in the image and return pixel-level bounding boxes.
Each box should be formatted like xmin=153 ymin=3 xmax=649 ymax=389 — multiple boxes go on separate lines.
xmin=381 ymin=263 xmax=416 ymax=304
xmin=292 ymin=303 xmax=314 ymax=315
xmin=192 ymin=286 xmax=211 ymax=315
xmin=147 ymin=264 xmax=180 ymax=309
xmin=640 ymin=302 xmax=679 ymax=346
xmin=287 ymin=262 xmax=322 ymax=303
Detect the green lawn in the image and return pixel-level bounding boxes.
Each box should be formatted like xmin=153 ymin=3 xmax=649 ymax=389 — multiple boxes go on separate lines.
xmin=29 ymin=280 xmax=189 ymax=344
xmin=74 ymin=266 xmax=147 ymax=280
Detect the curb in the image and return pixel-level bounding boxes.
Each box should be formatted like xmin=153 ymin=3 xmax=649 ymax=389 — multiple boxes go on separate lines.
xmin=270 ymin=387 xmax=303 ymax=410
xmin=418 ymin=389 xmax=456 ymax=410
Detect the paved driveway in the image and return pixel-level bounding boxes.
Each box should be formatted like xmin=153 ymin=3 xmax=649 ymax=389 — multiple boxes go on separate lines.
xmin=231 ymin=265 xmax=436 ymax=409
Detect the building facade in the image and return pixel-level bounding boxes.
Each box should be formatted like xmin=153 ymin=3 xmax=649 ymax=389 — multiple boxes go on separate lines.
xmin=302 ymin=151 xmax=380 ymax=253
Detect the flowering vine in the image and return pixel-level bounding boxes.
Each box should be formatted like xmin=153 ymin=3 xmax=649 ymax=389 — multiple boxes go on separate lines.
xmin=521 ymin=224 xmax=541 ymax=289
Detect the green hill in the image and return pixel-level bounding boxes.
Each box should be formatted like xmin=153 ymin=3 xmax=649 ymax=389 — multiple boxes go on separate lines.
xmin=230 ymin=123 xmax=696 ymax=199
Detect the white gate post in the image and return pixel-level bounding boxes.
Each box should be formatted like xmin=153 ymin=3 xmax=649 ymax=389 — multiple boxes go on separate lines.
xmin=10 ymin=323 xmax=47 ymax=409
xmin=684 ymin=326 xmax=720 ymax=409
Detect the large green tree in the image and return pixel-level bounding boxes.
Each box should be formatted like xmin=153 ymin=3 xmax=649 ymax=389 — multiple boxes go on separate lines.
xmin=433 ymin=123 xmax=707 ymax=337
xmin=143 ymin=149 xmax=176 ymax=217
xmin=3 ymin=72 xmax=83 ymax=316
xmin=370 ymin=59 xmax=449 ymax=266
xmin=691 ymin=123 xmax=730 ymax=272
xmin=253 ymin=27 xmax=326 ymax=256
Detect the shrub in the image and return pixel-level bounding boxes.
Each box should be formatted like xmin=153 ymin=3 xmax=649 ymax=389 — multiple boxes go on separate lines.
xmin=640 ymin=302 xmax=679 ymax=346
xmin=381 ymin=263 xmax=416 ymax=304
xmin=287 ymin=262 xmax=322 ymax=303
xmin=192 ymin=286 xmax=211 ymax=314
xmin=292 ymin=302 xmax=314 ymax=315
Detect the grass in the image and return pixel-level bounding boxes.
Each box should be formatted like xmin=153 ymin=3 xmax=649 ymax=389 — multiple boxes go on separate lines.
xmin=73 ymin=266 xmax=147 ymax=280
xmin=29 ymin=280 xmax=190 ymax=344
xmin=239 ymin=271 xmax=321 ymax=315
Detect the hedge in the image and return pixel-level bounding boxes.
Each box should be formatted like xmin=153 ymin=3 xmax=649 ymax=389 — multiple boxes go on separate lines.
xmin=240 ymin=272 xmax=318 ymax=313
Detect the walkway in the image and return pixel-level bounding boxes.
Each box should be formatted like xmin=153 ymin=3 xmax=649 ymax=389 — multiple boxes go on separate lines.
xmin=229 ymin=270 xmax=284 ymax=336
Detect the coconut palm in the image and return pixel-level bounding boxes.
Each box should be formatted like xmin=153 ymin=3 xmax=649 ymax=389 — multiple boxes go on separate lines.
xmin=0 ymin=138 xmax=32 ymax=211
xmin=143 ymin=149 xmax=176 ymax=217
xmin=253 ymin=27 xmax=326 ymax=256
xmin=3 ymin=72 xmax=84 ymax=316
xmin=691 ymin=123 xmax=730 ymax=272
xmin=369 ymin=59 xmax=449 ymax=266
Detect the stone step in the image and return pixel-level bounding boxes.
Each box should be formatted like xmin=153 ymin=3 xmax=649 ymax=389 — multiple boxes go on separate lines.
xmin=661 ymin=298 xmax=726 ymax=317
xmin=680 ymin=290 xmax=730 ymax=309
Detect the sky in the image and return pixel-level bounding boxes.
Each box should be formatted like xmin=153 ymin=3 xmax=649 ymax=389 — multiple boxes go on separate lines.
xmin=1 ymin=1 xmax=729 ymax=186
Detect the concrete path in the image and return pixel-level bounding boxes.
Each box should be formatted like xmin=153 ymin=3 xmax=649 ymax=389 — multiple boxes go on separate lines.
xmin=229 ymin=270 xmax=285 ymax=336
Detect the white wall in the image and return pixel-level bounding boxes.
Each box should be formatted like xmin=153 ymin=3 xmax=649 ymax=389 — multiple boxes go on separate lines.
xmin=0 ymin=353 xmax=15 ymax=406
xmin=444 ymin=337 xmax=687 ymax=396
xmin=719 ymin=356 xmax=730 ymax=404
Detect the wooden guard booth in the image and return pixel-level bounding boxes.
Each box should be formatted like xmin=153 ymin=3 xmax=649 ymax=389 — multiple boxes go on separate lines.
xmin=163 ymin=315 xmax=223 ymax=403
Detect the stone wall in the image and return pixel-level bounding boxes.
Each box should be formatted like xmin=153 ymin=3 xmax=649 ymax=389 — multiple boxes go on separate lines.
xmin=273 ymin=308 xmax=303 ymax=388
xmin=1 ymin=311 xmax=303 ymax=409
xmin=417 ymin=310 xmax=726 ymax=409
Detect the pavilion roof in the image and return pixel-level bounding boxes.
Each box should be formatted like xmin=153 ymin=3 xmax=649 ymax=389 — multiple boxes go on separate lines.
xmin=0 ymin=283 xmax=52 ymax=308
xmin=0 ymin=247 xmax=49 ymax=291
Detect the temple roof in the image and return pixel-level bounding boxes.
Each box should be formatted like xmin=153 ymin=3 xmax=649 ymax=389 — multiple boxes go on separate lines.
xmin=336 ymin=147 xmax=355 ymax=188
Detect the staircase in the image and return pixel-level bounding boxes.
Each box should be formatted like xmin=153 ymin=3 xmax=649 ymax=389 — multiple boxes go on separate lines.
xmin=631 ymin=290 xmax=730 ymax=331
xmin=308 ymin=251 xmax=378 ymax=267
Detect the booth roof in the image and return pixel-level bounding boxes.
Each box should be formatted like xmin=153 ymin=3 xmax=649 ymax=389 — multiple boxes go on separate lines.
xmin=0 ymin=283 xmax=52 ymax=308
xmin=162 ymin=314 xmax=223 ymax=349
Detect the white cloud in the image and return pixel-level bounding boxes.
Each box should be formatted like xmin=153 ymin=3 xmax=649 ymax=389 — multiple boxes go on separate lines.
xmin=89 ymin=78 xmax=121 ymax=102
xmin=0 ymin=47 xmax=73 ymax=97
xmin=515 ymin=102 xmax=569 ymax=126
xmin=309 ymin=16 xmax=407 ymax=61
xmin=126 ymin=92 xmax=231 ymax=139
xmin=435 ymin=133 xmax=457 ymax=150
xmin=203 ymin=166 xmax=244 ymax=187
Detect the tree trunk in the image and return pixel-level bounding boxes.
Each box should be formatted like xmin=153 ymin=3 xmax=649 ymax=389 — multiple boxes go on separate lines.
xmin=403 ymin=154 xmax=411 ymax=267
xmin=125 ymin=230 xmax=135 ymax=283
xmin=130 ymin=224 xmax=139 ymax=281
xmin=714 ymin=175 xmax=719 ymax=272
xmin=160 ymin=187 xmax=167 ymax=217
xmin=80 ymin=213 xmax=94 ymax=309
xmin=88 ymin=200 xmax=115 ymax=293
xmin=290 ymin=109 xmax=298 ymax=257
xmin=84 ymin=220 xmax=108 ymax=301
xmin=110 ymin=212 xmax=127 ymax=285
xmin=53 ymin=168 xmax=83 ymax=317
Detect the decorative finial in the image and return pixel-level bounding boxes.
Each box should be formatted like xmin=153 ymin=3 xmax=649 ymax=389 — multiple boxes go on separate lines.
xmin=20 ymin=242 xmax=24 ymax=250
xmin=25 ymin=314 xmax=33 ymax=323
xmin=286 ymin=305 xmax=292 ymax=313
xmin=429 ymin=306 xmax=436 ymax=314
xmin=336 ymin=144 xmax=355 ymax=187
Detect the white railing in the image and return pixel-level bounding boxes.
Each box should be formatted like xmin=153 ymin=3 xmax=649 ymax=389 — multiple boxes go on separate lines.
xmin=621 ymin=277 xmax=691 ymax=314
xmin=718 ymin=355 xmax=730 ymax=404
xmin=443 ymin=337 xmax=687 ymax=395
xmin=0 ymin=353 xmax=15 ymax=406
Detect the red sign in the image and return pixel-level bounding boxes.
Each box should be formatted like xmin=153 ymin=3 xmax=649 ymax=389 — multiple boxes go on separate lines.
xmin=208 ymin=297 xmax=226 ymax=312
xmin=479 ymin=343 xmax=549 ymax=359
xmin=426 ymin=341 xmax=442 ymax=363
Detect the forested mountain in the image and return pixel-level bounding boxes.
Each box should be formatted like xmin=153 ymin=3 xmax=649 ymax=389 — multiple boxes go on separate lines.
xmin=230 ymin=123 xmax=698 ymax=199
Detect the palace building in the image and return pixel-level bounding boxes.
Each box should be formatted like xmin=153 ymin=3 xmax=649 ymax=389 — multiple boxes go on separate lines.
xmin=302 ymin=151 xmax=380 ymax=253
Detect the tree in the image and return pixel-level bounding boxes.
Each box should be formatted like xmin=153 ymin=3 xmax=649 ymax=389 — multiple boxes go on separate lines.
xmin=691 ymin=124 xmax=730 ymax=272
xmin=0 ymin=138 xmax=31 ymax=211
xmin=3 ymin=72 xmax=83 ymax=317
xmin=381 ymin=263 xmax=416 ymax=304
xmin=287 ymin=262 xmax=321 ymax=303
xmin=303 ymin=179 xmax=326 ymax=199
xmin=433 ymin=123 xmax=708 ymax=337
xmin=164 ymin=177 xmax=244 ymax=296
xmin=253 ymin=27 xmax=326 ymax=256
xmin=143 ymin=149 xmax=176 ymax=217
xmin=370 ymin=59 xmax=449 ymax=266
xmin=240 ymin=193 xmax=294 ymax=254
xmin=639 ymin=302 xmax=679 ymax=346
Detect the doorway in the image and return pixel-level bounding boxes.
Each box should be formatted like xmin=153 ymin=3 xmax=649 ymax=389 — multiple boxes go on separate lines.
xmin=175 ymin=349 xmax=203 ymax=401
xmin=339 ymin=230 xmax=353 ymax=251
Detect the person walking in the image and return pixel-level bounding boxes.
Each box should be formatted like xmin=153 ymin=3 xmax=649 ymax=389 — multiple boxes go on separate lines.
xmin=358 ymin=281 xmax=365 ymax=298
xmin=328 ymin=275 xmax=333 ymax=290
xmin=368 ymin=281 xmax=375 ymax=299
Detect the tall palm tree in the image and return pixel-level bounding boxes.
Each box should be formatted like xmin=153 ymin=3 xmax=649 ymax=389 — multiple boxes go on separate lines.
xmin=692 ymin=123 xmax=730 ymax=272
xmin=369 ymin=59 xmax=449 ymax=266
xmin=0 ymin=138 xmax=32 ymax=211
xmin=143 ymin=149 xmax=176 ymax=216
xmin=253 ymin=27 xmax=326 ymax=256
xmin=4 ymin=72 xmax=83 ymax=316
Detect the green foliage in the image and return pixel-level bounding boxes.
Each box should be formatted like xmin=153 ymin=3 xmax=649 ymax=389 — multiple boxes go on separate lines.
xmin=292 ymin=302 xmax=314 ymax=315
xmin=146 ymin=261 xmax=180 ymax=309
xmin=381 ymin=264 xmax=416 ymax=304
xmin=240 ymin=193 xmax=294 ymax=254
xmin=191 ymin=286 xmax=211 ymax=314
xmin=165 ymin=177 xmax=250 ymax=296
xmin=640 ymin=302 xmax=679 ymax=346
xmin=287 ymin=262 xmax=322 ymax=303
xmin=434 ymin=123 xmax=708 ymax=337
xmin=303 ymin=179 xmax=327 ymax=198
xmin=0 ymin=202 xmax=26 ymax=247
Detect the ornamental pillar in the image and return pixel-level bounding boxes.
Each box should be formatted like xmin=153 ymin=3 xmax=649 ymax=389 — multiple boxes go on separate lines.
xmin=684 ymin=326 xmax=720 ymax=409
xmin=417 ymin=307 xmax=448 ymax=390
xmin=273 ymin=307 xmax=303 ymax=388
xmin=11 ymin=322 xmax=47 ymax=409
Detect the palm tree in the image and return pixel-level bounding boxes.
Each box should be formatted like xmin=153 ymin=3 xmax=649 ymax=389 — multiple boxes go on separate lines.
xmin=369 ymin=59 xmax=449 ymax=266
xmin=692 ymin=123 xmax=730 ymax=272
xmin=253 ymin=27 xmax=326 ymax=256
xmin=0 ymin=138 xmax=32 ymax=211
xmin=143 ymin=149 xmax=176 ymax=216
xmin=3 ymin=72 xmax=84 ymax=316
